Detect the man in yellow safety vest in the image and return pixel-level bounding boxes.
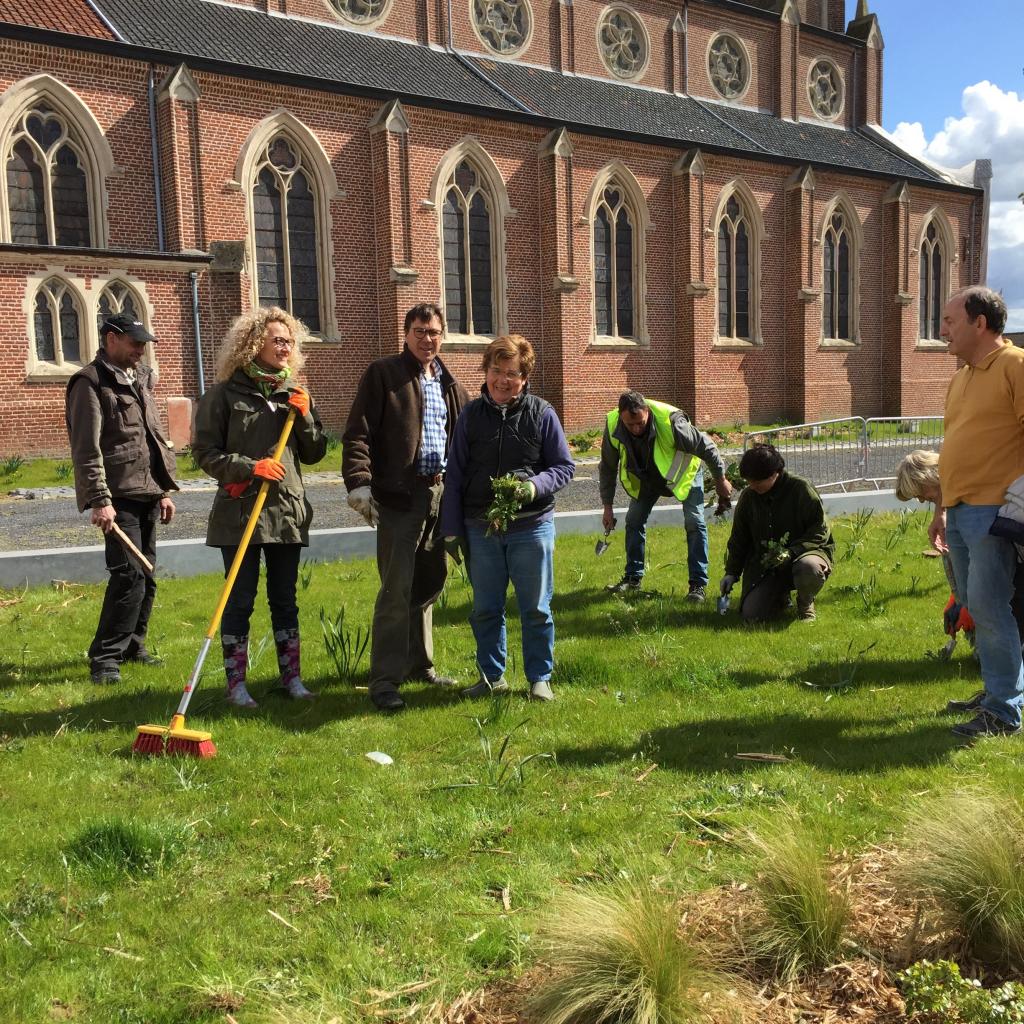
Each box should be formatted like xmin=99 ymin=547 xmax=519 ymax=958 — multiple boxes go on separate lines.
xmin=599 ymin=390 xmax=733 ymax=601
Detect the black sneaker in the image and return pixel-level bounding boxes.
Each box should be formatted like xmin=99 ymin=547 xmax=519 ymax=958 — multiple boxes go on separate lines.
xmin=945 ymin=690 xmax=986 ymax=714
xmin=91 ymin=667 xmax=121 ymax=685
xmin=370 ymin=687 xmax=405 ymax=712
xmin=686 ymin=583 xmax=706 ymax=603
xmin=606 ymin=575 xmax=642 ymax=593
xmin=951 ymin=709 xmax=1021 ymax=739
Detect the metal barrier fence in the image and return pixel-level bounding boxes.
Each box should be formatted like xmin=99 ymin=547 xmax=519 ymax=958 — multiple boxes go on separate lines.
xmin=743 ymin=415 xmax=943 ymax=492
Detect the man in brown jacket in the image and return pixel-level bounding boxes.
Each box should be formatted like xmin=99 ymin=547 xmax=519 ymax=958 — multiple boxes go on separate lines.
xmin=342 ymin=303 xmax=469 ymax=711
xmin=65 ymin=314 xmax=178 ymax=683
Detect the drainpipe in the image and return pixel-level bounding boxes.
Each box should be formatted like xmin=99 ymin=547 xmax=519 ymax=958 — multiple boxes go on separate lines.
xmin=147 ymin=67 xmax=166 ymax=252
xmin=190 ymin=271 xmax=205 ymax=395
xmin=682 ymin=0 xmax=688 ymax=94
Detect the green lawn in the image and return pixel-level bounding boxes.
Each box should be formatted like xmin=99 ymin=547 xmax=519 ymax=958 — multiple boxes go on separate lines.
xmin=0 ymin=511 xmax=1018 ymax=1023
xmin=0 ymin=439 xmax=345 ymax=490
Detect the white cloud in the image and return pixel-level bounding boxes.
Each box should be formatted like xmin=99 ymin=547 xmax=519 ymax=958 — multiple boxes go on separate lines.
xmin=891 ymin=81 xmax=1024 ymax=329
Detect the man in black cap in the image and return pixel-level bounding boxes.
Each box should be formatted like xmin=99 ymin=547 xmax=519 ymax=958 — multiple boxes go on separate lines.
xmin=65 ymin=314 xmax=179 ymax=683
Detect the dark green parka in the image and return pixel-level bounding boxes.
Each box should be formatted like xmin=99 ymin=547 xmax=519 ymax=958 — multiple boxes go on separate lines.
xmin=724 ymin=470 xmax=835 ymax=601
xmin=192 ymin=369 xmax=328 ymax=547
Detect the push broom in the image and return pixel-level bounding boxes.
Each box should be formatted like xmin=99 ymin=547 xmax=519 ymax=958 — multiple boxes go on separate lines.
xmin=132 ymin=407 xmax=298 ymax=758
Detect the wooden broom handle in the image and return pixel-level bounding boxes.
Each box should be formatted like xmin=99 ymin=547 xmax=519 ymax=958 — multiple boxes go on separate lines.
xmin=109 ymin=521 xmax=155 ymax=574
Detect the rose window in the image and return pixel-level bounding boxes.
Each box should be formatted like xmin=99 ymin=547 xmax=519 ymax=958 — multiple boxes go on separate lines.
xmin=709 ymin=35 xmax=748 ymax=100
xmin=809 ymin=60 xmax=842 ymax=119
xmin=599 ymin=8 xmax=647 ymax=79
xmin=329 ymin=0 xmax=389 ymax=24
xmin=472 ymin=0 xmax=530 ymax=54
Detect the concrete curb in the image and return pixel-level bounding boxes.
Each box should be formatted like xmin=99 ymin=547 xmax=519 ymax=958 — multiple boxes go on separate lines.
xmin=0 ymin=490 xmax=906 ymax=589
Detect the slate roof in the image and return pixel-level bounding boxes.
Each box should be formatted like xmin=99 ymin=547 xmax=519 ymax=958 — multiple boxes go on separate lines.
xmin=9 ymin=0 xmax=953 ymax=188
xmin=0 ymin=0 xmax=113 ymax=39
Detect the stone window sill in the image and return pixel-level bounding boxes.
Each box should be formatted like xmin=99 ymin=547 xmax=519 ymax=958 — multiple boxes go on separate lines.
xmin=590 ymin=335 xmax=649 ymax=351
xmin=819 ymin=337 xmax=859 ymax=351
xmin=26 ymin=366 xmax=80 ymax=383
xmin=443 ymin=333 xmax=494 ymax=351
xmin=713 ymin=336 xmax=762 ymax=352
xmin=915 ymin=339 xmax=949 ymax=352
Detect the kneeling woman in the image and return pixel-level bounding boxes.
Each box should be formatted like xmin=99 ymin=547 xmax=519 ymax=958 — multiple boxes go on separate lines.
xmin=441 ymin=335 xmax=575 ymax=701
xmin=192 ymin=307 xmax=327 ymax=708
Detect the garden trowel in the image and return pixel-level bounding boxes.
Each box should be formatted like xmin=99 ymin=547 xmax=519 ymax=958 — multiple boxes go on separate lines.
xmin=594 ymin=517 xmax=617 ymax=556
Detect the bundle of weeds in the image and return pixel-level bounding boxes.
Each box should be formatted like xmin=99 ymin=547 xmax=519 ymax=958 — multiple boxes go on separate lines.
xmin=527 ymin=877 xmax=745 ymax=1024
xmin=900 ymin=788 xmax=1024 ymax=969
xmin=740 ymin=816 xmax=851 ymax=980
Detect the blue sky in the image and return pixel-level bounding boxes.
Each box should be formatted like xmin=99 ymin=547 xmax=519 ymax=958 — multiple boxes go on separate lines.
xmin=843 ymin=1 xmax=1024 ymax=328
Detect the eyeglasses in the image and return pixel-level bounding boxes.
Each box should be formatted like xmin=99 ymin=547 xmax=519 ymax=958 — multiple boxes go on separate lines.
xmin=411 ymin=327 xmax=443 ymax=340
xmin=487 ymin=367 xmax=525 ymax=382
xmin=270 ymin=338 xmax=294 ymax=350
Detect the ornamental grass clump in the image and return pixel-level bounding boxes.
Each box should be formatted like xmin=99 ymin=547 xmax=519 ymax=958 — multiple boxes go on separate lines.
xmin=528 ymin=878 xmax=742 ymax=1024
xmin=66 ymin=817 xmax=184 ymax=878
xmin=900 ymin=788 xmax=1024 ymax=969
xmin=742 ymin=816 xmax=851 ymax=979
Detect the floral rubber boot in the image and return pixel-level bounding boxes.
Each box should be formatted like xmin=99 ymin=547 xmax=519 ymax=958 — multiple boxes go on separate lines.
xmin=222 ymin=633 xmax=258 ymax=709
xmin=275 ymin=628 xmax=316 ymax=700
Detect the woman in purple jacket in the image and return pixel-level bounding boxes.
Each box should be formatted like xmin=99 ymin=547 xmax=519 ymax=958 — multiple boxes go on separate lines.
xmin=441 ymin=335 xmax=575 ymax=701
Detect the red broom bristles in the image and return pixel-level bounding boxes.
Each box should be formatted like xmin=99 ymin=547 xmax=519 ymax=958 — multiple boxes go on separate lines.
xmin=131 ymin=732 xmax=166 ymax=756
xmin=166 ymin=737 xmax=217 ymax=759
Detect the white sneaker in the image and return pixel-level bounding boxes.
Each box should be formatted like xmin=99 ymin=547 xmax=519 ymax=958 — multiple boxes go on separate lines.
xmin=529 ymin=680 xmax=555 ymax=702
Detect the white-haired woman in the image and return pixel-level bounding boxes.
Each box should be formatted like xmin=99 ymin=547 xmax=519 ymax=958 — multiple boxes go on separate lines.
xmin=192 ymin=307 xmax=327 ymax=708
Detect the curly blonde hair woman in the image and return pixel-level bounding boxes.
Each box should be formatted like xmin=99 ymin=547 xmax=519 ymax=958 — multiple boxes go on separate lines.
xmin=192 ymin=308 xmax=327 ymax=709
xmin=215 ymin=306 xmax=308 ymax=381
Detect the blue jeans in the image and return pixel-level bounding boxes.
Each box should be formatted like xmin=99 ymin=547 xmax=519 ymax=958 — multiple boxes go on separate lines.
xmin=945 ymin=503 xmax=1024 ymax=727
xmin=466 ymin=519 xmax=555 ymax=683
xmin=624 ymin=475 xmax=708 ymax=585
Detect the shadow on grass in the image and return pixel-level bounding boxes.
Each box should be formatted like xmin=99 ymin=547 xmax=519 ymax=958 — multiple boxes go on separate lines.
xmin=556 ymin=709 xmax=960 ymax=775
xmin=0 ymin=676 xmax=464 ymax=742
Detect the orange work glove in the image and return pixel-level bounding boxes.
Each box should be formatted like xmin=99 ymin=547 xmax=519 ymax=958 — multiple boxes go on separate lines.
xmin=288 ymin=388 xmax=310 ymax=418
xmin=224 ymin=481 xmax=249 ymax=499
xmin=253 ymin=458 xmax=285 ymax=481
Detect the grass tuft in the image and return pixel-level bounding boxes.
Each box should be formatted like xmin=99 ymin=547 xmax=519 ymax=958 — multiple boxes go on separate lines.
xmin=528 ymin=878 xmax=740 ymax=1024
xmin=901 ymin=788 xmax=1024 ymax=969
xmin=66 ymin=817 xmax=185 ymax=877
xmin=742 ymin=816 xmax=851 ymax=978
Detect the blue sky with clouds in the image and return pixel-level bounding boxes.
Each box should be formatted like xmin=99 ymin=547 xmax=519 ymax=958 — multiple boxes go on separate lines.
xmin=845 ymin=0 xmax=1024 ymax=328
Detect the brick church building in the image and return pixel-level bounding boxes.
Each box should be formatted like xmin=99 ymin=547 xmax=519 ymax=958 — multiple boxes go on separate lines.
xmin=0 ymin=0 xmax=989 ymax=453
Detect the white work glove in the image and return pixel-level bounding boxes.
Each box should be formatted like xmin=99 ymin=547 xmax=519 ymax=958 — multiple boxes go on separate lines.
xmin=719 ymin=575 xmax=738 ymax=596
xmin=347 ymin=486 xmax=379 ymax=528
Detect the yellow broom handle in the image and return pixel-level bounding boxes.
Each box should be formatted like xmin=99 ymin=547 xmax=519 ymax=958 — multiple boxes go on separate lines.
xmin=203 ymin=408 xmax=297 ymax=641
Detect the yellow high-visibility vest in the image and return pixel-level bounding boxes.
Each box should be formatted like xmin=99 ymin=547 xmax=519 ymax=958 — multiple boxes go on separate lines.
xmin=606 ymin=399 xmax=701 ymax=500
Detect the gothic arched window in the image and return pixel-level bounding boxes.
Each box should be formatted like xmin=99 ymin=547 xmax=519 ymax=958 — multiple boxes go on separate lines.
xmin=717 ymin=196 xmax=751 ymax=340
xmin=5 ymin=105 xmax=90 ymax=247
xmin=33 ymin=277 xmax=82 ymax=367
xmin=823 ymin=210 xmax=853 ymax=340
xmin=442 ymin=159 xmax=495 ymax=337
xmin=593 ymin=184 xmax=635 ymax=339
xmin=252 ymin=135 xmax=321 ymax=332
xmin=920 ymin=221 xmax=946 ymax=341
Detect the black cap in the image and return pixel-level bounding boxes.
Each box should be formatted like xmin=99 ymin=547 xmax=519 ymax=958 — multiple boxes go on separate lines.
xmin=101 ymin=313 xmax=156 ymax=344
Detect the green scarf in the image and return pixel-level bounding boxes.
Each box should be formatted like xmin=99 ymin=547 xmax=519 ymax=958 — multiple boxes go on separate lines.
xmin=244 ymin=361 xmax=291 ymax=398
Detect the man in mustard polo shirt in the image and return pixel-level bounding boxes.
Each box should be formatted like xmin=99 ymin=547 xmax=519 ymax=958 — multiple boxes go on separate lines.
xmin=930 ymin=286 xmax=1024 ymax=738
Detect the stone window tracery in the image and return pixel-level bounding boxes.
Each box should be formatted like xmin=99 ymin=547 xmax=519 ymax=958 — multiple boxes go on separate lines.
xmin=708 ymin=34 xmax=749 ymax=101
xmin=808 ymin=60 xmax=842 ymax=120
xmin=442 ymin=159 xmax=495 ymax=336
xmin=717 ymin=196 xmax=751 ymax=340
xmin=5 ymin=104 xmax=90 ymax=247
xmin=598 ymin=7 xmax=648 ymax=80
xmin=472 ymin=0 xmax=530 ymax=54
xmin=920 ymin=221 xmax=946 ymax=341
xmin=823 ymin=210 xmax=853 ymax=341
xmin=593 ymin=184 xmax=635 ymax=339
xmin=328 ymin=0 xmax=390 ymax=25
xmin=251 ymin=135 xmax=321 ymax=332
xmin=33 ymin=277 xmax=82 ymax=368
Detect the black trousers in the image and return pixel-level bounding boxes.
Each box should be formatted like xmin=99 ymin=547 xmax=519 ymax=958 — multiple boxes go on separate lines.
xmin=219 ymin=543 xmax=301 ymax=637
xmin=89 ymin=497 xmax=158 ymax=671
